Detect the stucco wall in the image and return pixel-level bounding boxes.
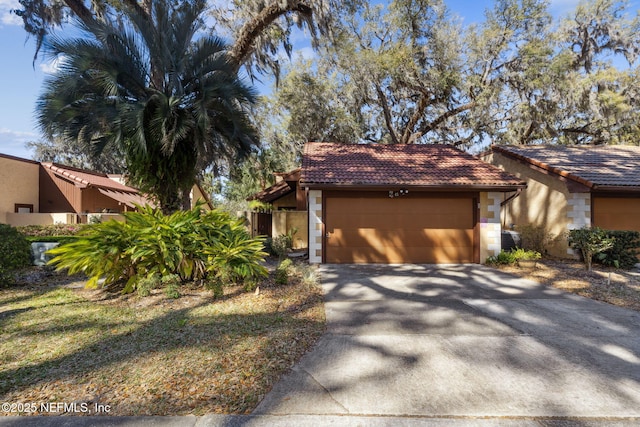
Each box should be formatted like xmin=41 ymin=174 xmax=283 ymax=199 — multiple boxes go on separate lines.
xmin=479 ymin=192 xmax=502 ymax=263
xmin=273 ymin=211 xmax=308 ymax=249
xmin=6 ymin=212 xmax=77 ymax=226
xmin=484 ymin=151 xmax=578 ymax=257
xmin=308 ymin=190 xmax=323 ymax=263
xmin=0 ymin=156 xmax=40 ymax=221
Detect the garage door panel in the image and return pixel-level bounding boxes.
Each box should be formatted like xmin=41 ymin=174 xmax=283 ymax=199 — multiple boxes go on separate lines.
xmin=328 ymin=228 xmax=472 ymax=248
xmin=328 ymin=214 xmax=471 ymax=230
xmin=325 ymin=194 xmax=475 ymax=264
xmin=328 ymin=245 xmax=474 ymax=264
xmin=593 ymin=197 xmax=640 ymax=231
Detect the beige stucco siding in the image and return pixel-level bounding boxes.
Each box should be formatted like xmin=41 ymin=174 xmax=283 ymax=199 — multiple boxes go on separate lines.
xmin=0 ymin=156 xmax=40 ymax=222
xmin=485 ymin=152 xmax=574 ymax=257
xmin=273 ymin=211 xmax=308 ymax=249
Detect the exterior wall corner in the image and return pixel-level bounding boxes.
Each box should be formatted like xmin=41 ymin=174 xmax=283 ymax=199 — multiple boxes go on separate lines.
xmin=308 ymin=190 xmax=323 ymax=263
xmin=479 ymin=192 xmax=502 ymax=263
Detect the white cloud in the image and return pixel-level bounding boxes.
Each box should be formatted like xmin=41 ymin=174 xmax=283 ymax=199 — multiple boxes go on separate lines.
xmin=0 ymin=128 xmax=39 ymax=159
xmin=0 ymin=0 xmax=22 ymax=26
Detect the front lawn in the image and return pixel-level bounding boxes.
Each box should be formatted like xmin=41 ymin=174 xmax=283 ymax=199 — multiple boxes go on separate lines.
xmin=0 ymin=267 xmax=325 ymax=416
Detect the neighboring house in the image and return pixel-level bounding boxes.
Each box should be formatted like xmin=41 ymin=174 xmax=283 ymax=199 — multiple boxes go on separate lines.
xmin=39 ymin=162 xmax=152 ymax=222
xmin=1 ymin=152 xmax=212 ymax=226
xmin=482 ymin=145 xmax=640 ymax=258
xmin=301 ymin=142 xmax=526 ymax=264
xmin=247 ymin=168 xmax=308 ymax=249
xmin=249 ymin=168 xmax=306 ymax=211
xmin=0 ymin=153 xmax=41 ymax=225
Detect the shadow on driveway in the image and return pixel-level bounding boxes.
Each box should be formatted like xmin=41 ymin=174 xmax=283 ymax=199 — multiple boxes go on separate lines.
xmin=254 ymin=264 xmax=640 ymax=418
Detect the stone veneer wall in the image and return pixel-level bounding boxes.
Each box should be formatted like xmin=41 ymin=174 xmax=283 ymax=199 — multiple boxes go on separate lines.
xmin=480 ymin=192 xmax=502 ymax=263
xmin=566 ymin=193 xmax=591 ymax=256
xmin=308 ymin=190 xmax=323 ymax=263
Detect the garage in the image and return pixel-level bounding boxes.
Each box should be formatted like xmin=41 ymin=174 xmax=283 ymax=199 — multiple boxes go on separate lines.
xmin=593 ymin=195 xmax=640 ymax=232
xmin=301 ymin=142 xmax=526 ymax=264
xmin=324 ymin=192 xmax=476 ymax=263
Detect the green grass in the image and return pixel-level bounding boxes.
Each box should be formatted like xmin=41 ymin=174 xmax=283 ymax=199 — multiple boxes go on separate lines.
xmin=0 ymin=269 xmax=325 ymax=416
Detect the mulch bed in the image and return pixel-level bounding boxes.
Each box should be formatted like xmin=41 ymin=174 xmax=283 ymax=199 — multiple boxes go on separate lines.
xmin=494 ymin=258 xmax=640 ymax=311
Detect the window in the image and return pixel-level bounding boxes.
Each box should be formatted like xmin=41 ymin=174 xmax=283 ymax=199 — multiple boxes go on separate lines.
xmin=14 ymin=204 xmax=34 ymax=213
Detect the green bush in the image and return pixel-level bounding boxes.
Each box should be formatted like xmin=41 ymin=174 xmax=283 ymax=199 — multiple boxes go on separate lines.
xmin=271 ymin=228 xmax=299 ymax=259
xmin=47 ymin=204 xmax=268 ymax=294
xmin=162 ymin=274 xmax=181 ymax=299
xmin=595 ymin=230 xmax=640 ymax=269
xmin=568 ymin=227 xmax=615 ymax=271
xmin=271 ymin=234 xmax=293 ymax=259
xmin=0 ymin=224 xmax=31 ymax=285
xmin=17 ymin=224 xmax=84 ymax=237
xmin=486 ymin=248 xmax=541 ymax=265
xmin=275 ymin=259 xmax=293 ymax=285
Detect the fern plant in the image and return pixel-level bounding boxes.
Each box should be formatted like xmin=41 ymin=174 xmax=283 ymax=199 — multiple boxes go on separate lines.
xmin=47 ymin=203 xmax=267 ymax=294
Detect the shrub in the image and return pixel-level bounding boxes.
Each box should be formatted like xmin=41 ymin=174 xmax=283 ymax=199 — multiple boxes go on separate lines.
xmin=275 ymin=259 xmax=293 ymax=285
xmin=486 ymin=248 xmax=541 ymax=265
xmin=47 ymin=204 xmax=268 ymax=294
xmin=17 ymin=224 xmax=84 ymax=237
xmin=271 ymin=234 xmax=292 ymax=259
xmin=595 ymin=230 xmax=640 ymax=269
xmin=0 ymin=224 xmax=31 ymax=285
xmin=271 ymin=228 xmax=298 ymax=259
xmin=162 ymin=274 xmax=181 ymax=299
xmin=568 ymin=227 xmax=615 ymax=271
xmin=516 ymin=224 xmax=554 ymax=254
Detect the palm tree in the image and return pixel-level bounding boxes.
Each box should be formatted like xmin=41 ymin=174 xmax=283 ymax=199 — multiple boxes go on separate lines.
xmin=37 ymin=0 xmax=258 ymax=212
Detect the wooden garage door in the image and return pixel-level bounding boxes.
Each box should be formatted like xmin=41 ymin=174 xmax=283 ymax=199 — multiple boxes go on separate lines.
xmin=593 ymin=196 xmax=640 ymax=231
xmin=325 ymin=193 xmax=475 ymax=264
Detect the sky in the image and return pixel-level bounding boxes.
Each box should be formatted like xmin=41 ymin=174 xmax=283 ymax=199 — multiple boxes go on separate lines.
xmin=0 ymin=0 xmax=594 ymax=160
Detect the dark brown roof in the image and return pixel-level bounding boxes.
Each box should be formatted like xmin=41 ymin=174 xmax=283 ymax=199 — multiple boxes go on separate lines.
xmin=248 ymin=169 xmax=301 ymax=203
xmin=42 ymin=162 xmax=139 ymax=193
xmin=42 ymin=162 xmax=155 ymax=208
xmin=301 ymin=142 xmax=525 ymax=190
xmin=492 ymin=145 xmax=640 ymax=190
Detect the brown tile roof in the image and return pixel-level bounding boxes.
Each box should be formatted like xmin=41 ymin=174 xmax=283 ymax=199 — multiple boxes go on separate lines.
xmin=301 ymin=142 xmax=525 ymax=190
xmin=492 ymin=145 xmax=640 ymax=189
xmin=42 ymin=162 xmax=139 ymax=193
xmin=42 ymin=162 xmax=156 ymax=208
xmin=248 ymin=169 xmax=300 ymax=203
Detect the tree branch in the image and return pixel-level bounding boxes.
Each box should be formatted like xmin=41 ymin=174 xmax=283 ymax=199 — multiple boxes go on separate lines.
xmin=229 ymin=1 xmax=312 ymax=69
xmin=374 ymin=83 xmax=400 ymax=144
xmin=419 ymin=101 xmax=477 ymax=135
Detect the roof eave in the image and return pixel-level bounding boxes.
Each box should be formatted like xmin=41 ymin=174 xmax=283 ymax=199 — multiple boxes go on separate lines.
xmin=300 ymin=182 xmax=526 ymax=192
xmin=592 ymin=185 xmax=640 ymax=193
xmin=492 ymin=146 xmax=595 ymax=189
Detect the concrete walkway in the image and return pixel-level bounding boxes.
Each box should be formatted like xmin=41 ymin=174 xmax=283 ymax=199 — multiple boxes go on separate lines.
xmin=253 ymin=264 xmax=640 ymax=421
xmin=3 ymin=264 xmax=639 ymax=426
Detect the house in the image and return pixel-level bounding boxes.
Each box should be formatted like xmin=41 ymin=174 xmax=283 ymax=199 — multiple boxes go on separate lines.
xmin=0 ymin=153 xmax=42 ymax=225
xmin=1 ymin=152 xmax=212 ymax=226
xmin=39 ymin=162 xmax=152 ymax=223
xmin=482 ymin=145 xmax=640 ymax=258
xmin=247 ymin=168 xmax=308 ymax=249
xmin=300 ymin=142 xmax=526 ymax=264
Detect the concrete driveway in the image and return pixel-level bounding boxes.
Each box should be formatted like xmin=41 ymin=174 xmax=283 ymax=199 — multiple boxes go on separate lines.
xmin=254 ymin=264 xmax=640 ymax=420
